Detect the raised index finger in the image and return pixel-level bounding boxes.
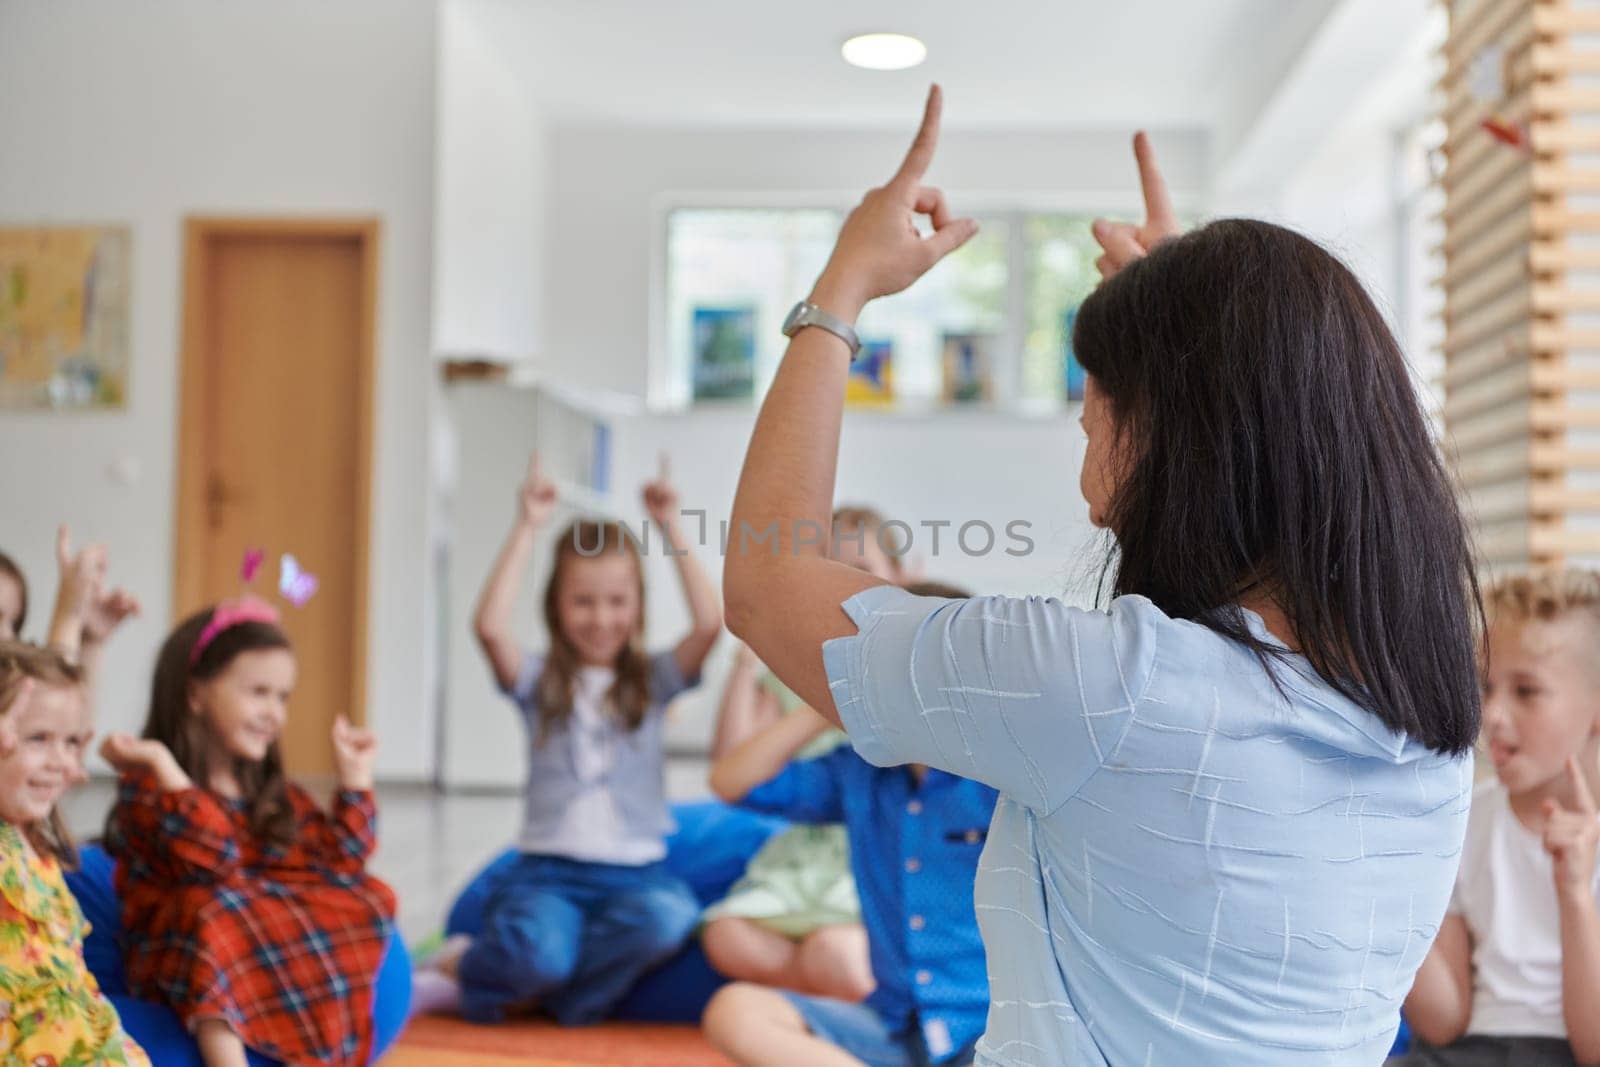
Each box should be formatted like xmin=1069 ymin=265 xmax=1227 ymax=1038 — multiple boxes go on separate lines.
xmin=1569 ymin=755 xmax=1598 ymax=815
xmin=891 ymin=85 xmax=944 ymax=188
xmin=1134 ymin=131 xmax=1176 ymax=229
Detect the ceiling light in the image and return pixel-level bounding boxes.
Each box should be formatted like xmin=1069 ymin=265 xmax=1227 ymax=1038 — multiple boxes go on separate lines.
xmin=841 ymin=33 xmax=926 ymax=71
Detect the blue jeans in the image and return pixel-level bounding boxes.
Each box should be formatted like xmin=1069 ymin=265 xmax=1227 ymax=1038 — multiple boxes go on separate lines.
xmin=457 ymin=853 xmax=700 ymax=1025
xmin=781 ymin=993 xmax=979 ymax=1067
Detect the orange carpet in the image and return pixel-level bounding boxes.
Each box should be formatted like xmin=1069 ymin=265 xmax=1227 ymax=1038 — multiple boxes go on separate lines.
xmin=379 ymin=1015 xmax=733 ymax=1067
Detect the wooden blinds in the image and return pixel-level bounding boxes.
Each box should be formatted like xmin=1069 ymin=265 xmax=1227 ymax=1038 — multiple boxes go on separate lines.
xmin=1443 ymin=0 xmax=1600 ymax=569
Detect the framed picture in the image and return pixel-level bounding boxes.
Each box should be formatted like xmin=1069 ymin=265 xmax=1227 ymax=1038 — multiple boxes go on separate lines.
xmin=691 ymin=305 xmax=756 ymax=401
xmin=846 ymin=338 xmax=894 ymax=406
xmin=940 ymin=332 xmax=995 ymax=405
xmin=590 ymin=422 xmax=611 ymax=495
xmin=0 ymin=225 xmax=131 ymax=408
xmin=1063 ymin=306 xmax=1086 ymax=401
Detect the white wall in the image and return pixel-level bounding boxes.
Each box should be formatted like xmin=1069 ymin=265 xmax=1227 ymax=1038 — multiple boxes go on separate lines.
xmin=433 ymin=0 xmax=547 ymax=359
xmin=541 ymin=123 xmax=1209 ymax=397
xmin=0 ymin=0 xmax=439 ymax=780
xmin=618 ymin=408 xmax=1106 ymax=756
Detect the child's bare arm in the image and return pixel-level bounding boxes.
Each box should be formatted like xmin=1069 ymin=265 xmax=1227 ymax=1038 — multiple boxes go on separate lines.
xmin=475 ymin=453 xmax=556 ymax=692
xmin=1559 ymin=891 xmax=1600 ymax=1066
xmin=643 ymin=455 xmax=723 ymax=682
xmin=709 ymin=704 xmax=833 ymax=804
xmin=1402 ymin=913 xmax=1473 ymax=1047
xmin=710 ymin=644 xmax=783 ymax=759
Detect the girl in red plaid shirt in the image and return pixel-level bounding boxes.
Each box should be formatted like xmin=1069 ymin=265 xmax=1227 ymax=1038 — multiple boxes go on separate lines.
xmin=100 ymin=598 xmax=397 ymax=1067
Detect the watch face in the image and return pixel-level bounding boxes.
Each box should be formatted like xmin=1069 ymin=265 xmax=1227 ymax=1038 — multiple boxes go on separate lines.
xmin=782 ymin=303 xmax=807 ymax=336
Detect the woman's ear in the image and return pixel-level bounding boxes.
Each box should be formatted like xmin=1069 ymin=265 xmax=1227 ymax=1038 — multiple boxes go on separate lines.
xmin=187 ymin=678 xmax=204 ymax=716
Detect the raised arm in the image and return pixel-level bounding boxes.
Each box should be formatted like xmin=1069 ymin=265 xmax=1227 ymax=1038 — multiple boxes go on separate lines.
xmin=643 ymin=453 xmax=723 ymax=682
xmin=100 ymin=734 xmax=242 ymax=885
xmin=709 ymin=704 xmax=836 ymax=805
xmin=45 ymin=525 xmax=101 ymax=661
xmin=710 ymin=643 xmax=783 ymax=759
xmin=724 ymin=85 xmax=976 ymax=724
xmin=475 ymin=452 xmax=558 ymax=692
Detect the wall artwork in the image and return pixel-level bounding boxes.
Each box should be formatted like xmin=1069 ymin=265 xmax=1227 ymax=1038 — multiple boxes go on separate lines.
xmin=1063 ymin=305 xmax=1086 ymax=402
xmin=846 ymin=338 xmax=894 ymax=406
xmin=691 ymin=305 xmax=756 ymax=401
xmin=0 ymin=225 xmax=131 ymax=408
xmin=940 ymin=332 xmax=994 ymax=405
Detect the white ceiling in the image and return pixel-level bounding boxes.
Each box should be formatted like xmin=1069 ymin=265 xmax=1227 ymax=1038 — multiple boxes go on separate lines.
xmin=457 ymin=0 xmax=1347 ymax=129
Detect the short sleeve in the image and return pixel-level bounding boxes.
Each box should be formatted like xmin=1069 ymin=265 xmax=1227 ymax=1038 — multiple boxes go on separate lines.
xmin=739 ymin=753 xmax=846 ymax=824
xmin=650 ymin=648 xmax=698 ymax=707
xmin=821 ymin=585 xmax=1162 ymax=814
xmin=503 ymin=650 xmax=546 ymax=706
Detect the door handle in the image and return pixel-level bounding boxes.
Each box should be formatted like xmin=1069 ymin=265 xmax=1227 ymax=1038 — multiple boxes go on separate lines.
xmin=206 ymin=472 xmax=243 ymax=529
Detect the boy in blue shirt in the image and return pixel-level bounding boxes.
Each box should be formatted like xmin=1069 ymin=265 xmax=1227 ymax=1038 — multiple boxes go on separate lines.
xmin=703 ymin=582 xmax=996 ymax=1067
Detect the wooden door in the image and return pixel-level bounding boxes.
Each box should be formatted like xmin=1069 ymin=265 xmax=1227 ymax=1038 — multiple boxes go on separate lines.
xmin=175 ymin=219 xmax=378 ymax=778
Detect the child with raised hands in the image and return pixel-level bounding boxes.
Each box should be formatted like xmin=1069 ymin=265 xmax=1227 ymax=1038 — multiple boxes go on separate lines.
xmin=1401 ymin=571 xmax=1600 ymax=1066
xmin=416 ymin=451 xmax=720 ymax=1025
xmin=0 ymin=641 xmax=149 ymax=1066
xmin=100 ymin=598 xmax=395 ymax=1067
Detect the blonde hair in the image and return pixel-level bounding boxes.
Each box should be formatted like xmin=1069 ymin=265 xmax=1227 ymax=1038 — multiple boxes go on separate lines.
xmin=831 ymin=505 xmax=906 ymax=574
xmin=1487 ymin=570 xmax=1600 ymax=630
xmin=0 ymin=640 xmax=82 ymax=866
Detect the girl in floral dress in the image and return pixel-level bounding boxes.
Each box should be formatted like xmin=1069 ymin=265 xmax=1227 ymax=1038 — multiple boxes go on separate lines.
xmin=0 ymin=640 xmax=148 ymax=1067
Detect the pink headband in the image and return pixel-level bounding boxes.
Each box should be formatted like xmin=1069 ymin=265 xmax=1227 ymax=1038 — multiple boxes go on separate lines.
xmin=191 ymin=595 xmax=282 ymax=664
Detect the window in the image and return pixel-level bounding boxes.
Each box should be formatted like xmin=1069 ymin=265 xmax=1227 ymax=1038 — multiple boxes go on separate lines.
xmin=660 ymin=206 xmax=1147 ymax=412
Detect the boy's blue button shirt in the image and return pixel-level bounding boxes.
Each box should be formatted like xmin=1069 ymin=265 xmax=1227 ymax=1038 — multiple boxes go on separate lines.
xmin=743 ymin=742 xmax=998 ymax=1057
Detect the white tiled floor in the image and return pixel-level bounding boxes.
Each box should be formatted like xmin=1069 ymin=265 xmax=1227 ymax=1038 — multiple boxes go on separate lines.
xmin=61 ymin=757 xmax=714 ymax=945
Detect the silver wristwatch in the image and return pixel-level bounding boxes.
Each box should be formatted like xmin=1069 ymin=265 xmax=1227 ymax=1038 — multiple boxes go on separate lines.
xmin=782 ymin=301 xmax=862 ymax=360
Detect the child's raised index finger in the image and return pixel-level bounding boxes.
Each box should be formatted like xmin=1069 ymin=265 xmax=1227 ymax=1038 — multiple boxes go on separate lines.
xmin=527 ymin=451 xmax=543 ymax=482
xmin=891 ymin=85 xmax=944 ymax=189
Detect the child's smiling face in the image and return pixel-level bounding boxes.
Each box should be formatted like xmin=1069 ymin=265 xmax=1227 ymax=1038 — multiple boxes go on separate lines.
xmin=1482 ymin=614 xmax=1600 ymax=797
xmin=556 ymin=553 xmax=642 ymax=668
xmin=0 ymin=680 xmax=83 ymax=826
xmin=191 ymin=647 xmax=297 ymax=765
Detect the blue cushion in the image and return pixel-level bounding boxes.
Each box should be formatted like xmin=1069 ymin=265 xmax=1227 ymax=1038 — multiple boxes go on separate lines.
xmin=1389 ymin=1015 xmax=1411 ymax=1056
xmin=65 ymin=844 xmax=411 ymax=1065
xmin=445 ymin=799 xmax=788 ymax=1022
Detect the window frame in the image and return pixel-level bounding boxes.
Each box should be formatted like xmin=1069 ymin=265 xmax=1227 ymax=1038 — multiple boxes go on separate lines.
xmin=648 ymin=190 xmax=1199 ymax=416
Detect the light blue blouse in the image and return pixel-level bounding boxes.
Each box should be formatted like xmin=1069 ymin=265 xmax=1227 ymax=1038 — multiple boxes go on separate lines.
xmin=822 ymin=585 xmax=1472 ymax=1066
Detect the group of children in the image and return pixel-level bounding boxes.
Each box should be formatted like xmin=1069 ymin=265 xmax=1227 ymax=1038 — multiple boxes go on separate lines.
xmin=7 ymin=456 xmax=1600 ymax=1066
xmin=0 ymin=533 xmax=395 ymax=1067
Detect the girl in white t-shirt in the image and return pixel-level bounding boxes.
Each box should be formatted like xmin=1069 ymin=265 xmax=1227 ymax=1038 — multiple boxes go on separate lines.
xmin=413 ymin=451 xmax=722 ymax=1024
xmin=1401 ymin=572 xmax=1600 ymax=1067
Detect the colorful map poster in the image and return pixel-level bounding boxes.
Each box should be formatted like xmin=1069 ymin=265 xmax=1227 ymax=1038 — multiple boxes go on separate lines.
xmin=0 ymin=226 xmax=130 ymax=408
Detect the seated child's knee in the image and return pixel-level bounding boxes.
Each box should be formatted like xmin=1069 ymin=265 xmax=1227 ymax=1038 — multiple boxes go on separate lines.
xmin=482 ymin=931 xmax=578 ymax=997
xmin=703 ymin=982 xmax=784 ymax=1048
xmin=701 ymin=916 xmax=755 ymax=968
xmin=628 ymin=887 xmax=700 ymax=956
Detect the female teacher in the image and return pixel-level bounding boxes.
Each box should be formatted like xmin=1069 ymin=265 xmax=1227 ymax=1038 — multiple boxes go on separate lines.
xmin=723 ymin=87 xmax=1480 ymax=1065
